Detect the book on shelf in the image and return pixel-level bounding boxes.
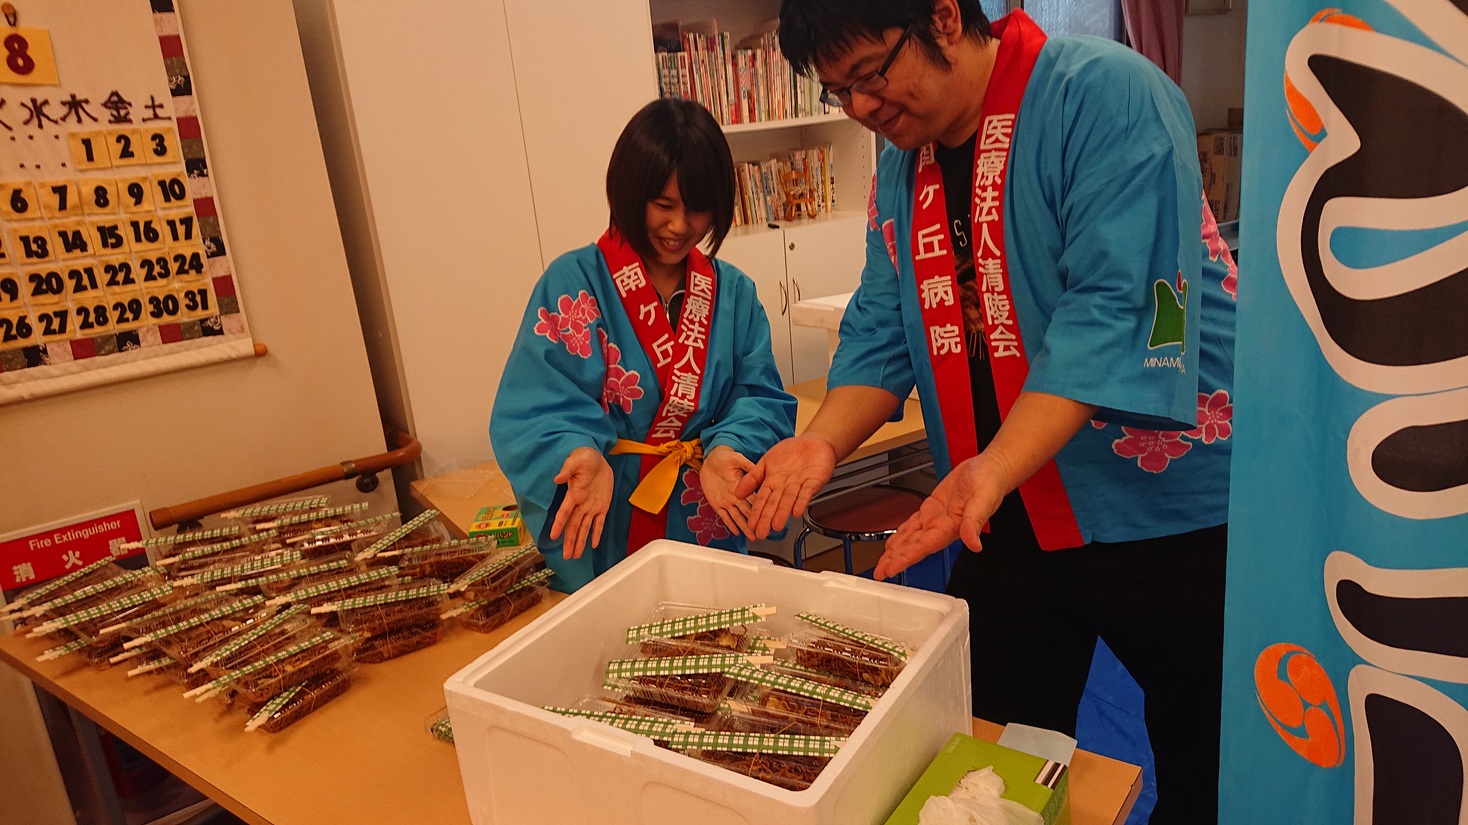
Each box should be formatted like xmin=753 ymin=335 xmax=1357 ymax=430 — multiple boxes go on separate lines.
xmin=730 ymin=144 xmax=836 ymax=228
xmin=651 ymin=18 xmax=835 ymax=125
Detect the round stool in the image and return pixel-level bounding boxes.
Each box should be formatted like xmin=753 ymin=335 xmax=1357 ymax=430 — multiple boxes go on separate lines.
xmin=792 ymin=484 xmax=928 ymax=584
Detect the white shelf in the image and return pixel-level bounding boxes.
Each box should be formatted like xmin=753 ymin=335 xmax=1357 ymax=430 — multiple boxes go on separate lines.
xmin=721 ymin=110 xmax=848 ymax=134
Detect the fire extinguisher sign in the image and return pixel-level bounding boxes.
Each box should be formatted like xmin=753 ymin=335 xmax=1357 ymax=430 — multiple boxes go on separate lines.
xmin=0 ymin=503 xmax=147 ymax=593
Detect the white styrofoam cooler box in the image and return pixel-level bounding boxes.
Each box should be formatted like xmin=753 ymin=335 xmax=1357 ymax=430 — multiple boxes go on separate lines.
xmin=444 ymin=540 xmax=971 ymax=825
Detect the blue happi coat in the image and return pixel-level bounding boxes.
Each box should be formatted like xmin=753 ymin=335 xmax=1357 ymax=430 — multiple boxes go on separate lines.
xmin=491 ymin=243 xmax=795 ymax=591
xmin=835 ymin=33 xmax=1238 ymax=544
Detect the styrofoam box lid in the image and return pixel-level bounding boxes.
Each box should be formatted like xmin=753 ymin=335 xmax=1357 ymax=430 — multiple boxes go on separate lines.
xmin=444 ymin=540 xmax=971 ymax=825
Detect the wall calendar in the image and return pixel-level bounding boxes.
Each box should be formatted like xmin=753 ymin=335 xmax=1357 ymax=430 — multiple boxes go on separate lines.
xmin=0 ymin=0 xmax=253 ymax=404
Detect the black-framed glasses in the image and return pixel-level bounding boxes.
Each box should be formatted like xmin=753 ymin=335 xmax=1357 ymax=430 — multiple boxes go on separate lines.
xmin=819 ymin=22 xmax=916 ymax=109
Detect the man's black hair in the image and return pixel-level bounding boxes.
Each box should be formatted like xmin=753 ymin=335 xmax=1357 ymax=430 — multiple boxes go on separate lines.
xmin=778 ymin=0 xmax=992 ymax=77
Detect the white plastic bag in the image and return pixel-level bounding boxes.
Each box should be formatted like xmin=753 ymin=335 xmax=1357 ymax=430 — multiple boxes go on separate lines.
xmin=916 ymin=766 xmax=1045 ymax=825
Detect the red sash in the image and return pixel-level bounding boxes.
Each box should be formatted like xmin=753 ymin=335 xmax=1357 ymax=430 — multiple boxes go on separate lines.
xmin=596 ymin=227 xmax=716 ymax=554
xmin=910 ymin=11 xmax=1083 ymax=550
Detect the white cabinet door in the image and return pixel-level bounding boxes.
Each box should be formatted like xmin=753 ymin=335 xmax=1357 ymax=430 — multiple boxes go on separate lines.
xmin=718 ymin=229 xmax=794 ymax=385
xmin=326 ymin=0 xmax=546 ymax=470
xmin=504 ymin=0 xmax=658 ymax=264
xmin=783 ymin=215 xmax=867 ymax=383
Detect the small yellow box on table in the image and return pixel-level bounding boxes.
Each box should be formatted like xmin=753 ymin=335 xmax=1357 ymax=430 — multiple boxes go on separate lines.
xmin=467 ymin=504 xmax=526 ymax=548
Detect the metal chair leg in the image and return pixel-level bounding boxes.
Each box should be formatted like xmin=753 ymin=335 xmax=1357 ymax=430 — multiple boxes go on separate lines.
xmin=792 ymin=527 xmax=812 ymax=570
xmin=842 ymin=538 xmax=855 ymax=575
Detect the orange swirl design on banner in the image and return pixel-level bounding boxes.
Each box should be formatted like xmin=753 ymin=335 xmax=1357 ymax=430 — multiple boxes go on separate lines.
xmin=1254 ymin=643 xmax=1347 ymax=768
xmin=1284 ymin=9 xmax=1374 ymax=150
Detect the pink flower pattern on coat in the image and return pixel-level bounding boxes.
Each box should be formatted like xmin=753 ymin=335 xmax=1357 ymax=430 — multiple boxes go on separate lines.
xmin=598 ymin=328 xmax=644 ymax=414
xmin=680 ymin=468 xmax=731 ymax=546
xmin=1102 ymin=390 xmax=1232 ymax=472
xmin=533 ymin=290 xmax=601 ymax=358
xmin=1112 ymin=428 xmax=1193 ymax=474
xmin=1201 ymin=196 xmax=1238 ymax=300
xmin=1185 ymin=389 xmax=1234 ymax=444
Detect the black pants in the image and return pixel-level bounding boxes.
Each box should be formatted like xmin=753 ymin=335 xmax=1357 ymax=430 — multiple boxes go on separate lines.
xmin=947 ymin=521 xmax=1227 ymax=825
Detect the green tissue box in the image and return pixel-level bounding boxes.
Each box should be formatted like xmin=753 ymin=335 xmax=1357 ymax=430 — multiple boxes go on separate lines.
xmin=883 ymin=732 xmax=1070 ymax=825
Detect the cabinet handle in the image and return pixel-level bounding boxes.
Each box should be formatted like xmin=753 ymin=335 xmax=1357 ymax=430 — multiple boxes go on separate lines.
xmin=779 ymin=281 xmax=788 ymax=315
xmin=792 ymin=278 xmax=802 ymax=303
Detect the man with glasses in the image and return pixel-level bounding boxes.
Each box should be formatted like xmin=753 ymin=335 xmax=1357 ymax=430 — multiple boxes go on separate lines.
xmin=737 ymin=0 xmax=1238 ymax=821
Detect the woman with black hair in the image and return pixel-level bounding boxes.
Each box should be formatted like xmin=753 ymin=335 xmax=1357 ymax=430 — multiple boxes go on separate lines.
xmin=491 ymin=97 xmax=795 ymax=592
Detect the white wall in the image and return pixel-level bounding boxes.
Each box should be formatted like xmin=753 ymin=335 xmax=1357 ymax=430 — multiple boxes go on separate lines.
xmin=0 ymin=2 xmax=394 ymax=821
xmin=1181 ymin=0 xmax=1249 ymax=131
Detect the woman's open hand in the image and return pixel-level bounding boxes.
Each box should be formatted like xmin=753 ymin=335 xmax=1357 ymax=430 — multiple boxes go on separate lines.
xmin=549 ymin=447 xmax=614 ymax=559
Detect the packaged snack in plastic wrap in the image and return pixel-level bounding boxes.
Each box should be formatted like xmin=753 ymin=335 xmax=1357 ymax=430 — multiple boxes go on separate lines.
xmin=25 ymin=577 xmax=173 ymax=642
xmin=288 ymin=513 xmax=397 ymax=559
xmin=186 ymin=630 xmax=354 ymax=705
xmin=219 ymin=496 xmax=332 ymax=530
xmin=626 ymin=603 xmax=772 ymax=658
xmin=758 ymin=658 xmax=886 ymax=699
xmin=602 ymin=651 xmax=746 ymax=717
xmin=154 ymin=531 xmax=286 ymax=578
xmin=425 ymin=706 xmax=455 ymax=745
xmin=781 ymin=612 xmax=913 ymax=689
xmin=111 ymin=594 xmax=270 ymax=669
xmin=167 ymin=548 xmax=305 ymax=594
xmin=266 ymin=502 xmax=374 ymax=541
xmin=128 ymin=526 xmax=246 ymax=564
xmin=321 ymin=582 xmax=448 ymax=637
xmin=543 ymin=696 xmax=697 ymax=747
xmin=350 ymin=510 xmax=444 ymax=562
xmin=665 ymin=730 xmax=845 ymax=792
xmin=263 ymin=566 xmax=402 ymax=614
xmin=2 ymin=557 xmax=129 ymax=628
xmin=183 ymin=606 xmax=316 ymax=678
xmin=446 ymin=545 xmax=542 ymax=602
xmin=314 ymin=581 xmax=449 ymax=664
xmin=17 ymin=565 xmax=161 ymax=625
xmin=380 ymin=539 xmax=496 ymax=581
xmin=243 ymin=666 xmax=356 ymax=733
xmin=220 ymin=554 xmax=357 ymax=598
xmin=445 ymin=569 xmax=553 ymax=634
xmin=721 ymin=662 xmax=871 ymax=737
xmin=352 ymin=621 xmax=443 ymax=664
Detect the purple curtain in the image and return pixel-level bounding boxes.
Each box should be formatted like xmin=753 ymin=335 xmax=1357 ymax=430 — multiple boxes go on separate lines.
xmin=1121 ymin=0 xmax=1186 ymax=85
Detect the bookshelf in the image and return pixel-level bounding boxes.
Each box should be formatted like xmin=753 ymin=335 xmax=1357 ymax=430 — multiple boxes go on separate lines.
xmin=647 ymin=0 xmax=877 ymax=384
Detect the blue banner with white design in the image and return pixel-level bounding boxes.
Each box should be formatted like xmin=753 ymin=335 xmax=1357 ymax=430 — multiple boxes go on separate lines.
xmin=1223 ymin=1 xmax=1468 ymax=821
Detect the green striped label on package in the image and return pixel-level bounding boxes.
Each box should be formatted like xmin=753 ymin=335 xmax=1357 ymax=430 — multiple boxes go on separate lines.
xmin=625 ymin=605 xmax=770 ymax=644
xmin=448 ymin=546 xmax=536 ymax=591
xmin=796 ymin=612 xmax=910 ymax=661
xmin=724 ymin=662 xmax=872 ymax=711
xmin=662 ymin=730 xmax=845 ymax=757
xmin=605 ymin=653 xmax=746 ymax=679
xmin=354 ymin=510 xmax=439 ymax=560
xmin=232 ymin=496 xmax=330 ymax=518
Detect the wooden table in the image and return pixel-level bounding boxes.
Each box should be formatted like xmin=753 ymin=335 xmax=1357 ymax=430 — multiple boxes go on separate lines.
xmin=1 ymin=601 xmax=1138 ymax=825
